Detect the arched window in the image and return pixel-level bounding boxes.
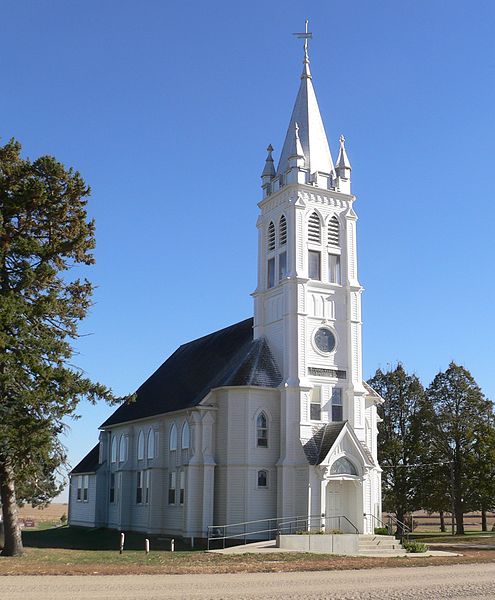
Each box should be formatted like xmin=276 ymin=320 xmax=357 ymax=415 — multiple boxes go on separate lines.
xmin=267 ymin=222 xmax=275 ymax=251
xmin=330 ymin=457 xmax=358 ymax=476
xmin=257 ymin=469 xmax=268 ymax=488
xmin=181 ymin=421 xmax=190 ymax=449
xmin=308 ymin=212 xmax=321 ymax=244
xmin=279 ymin=215 xmax=287 ymax=246
xmin=111 ymin=436 xmax=117 ymax=463
xmin=256 ymin=412 xmax=268 ymax=448
xmin=137 ymin=430 xmax=145 ymax=460
xmin=169 ymin=423 xmax=177 ymax=451
xmin=147 ymin=428 xmax=155 ymax=459
xmin=118 ymin=435 xmax=127 ymax=463
xmin=328 ymin=215 xmax=340 ymax=246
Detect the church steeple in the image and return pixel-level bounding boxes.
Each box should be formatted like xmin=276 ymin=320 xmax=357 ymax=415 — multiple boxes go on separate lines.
xmin=276 ymin=25 xmax=334 ymax=183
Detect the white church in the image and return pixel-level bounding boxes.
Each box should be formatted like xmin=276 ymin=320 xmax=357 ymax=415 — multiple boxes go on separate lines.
xmin=69 ymin=31 xmax=383 ymax=542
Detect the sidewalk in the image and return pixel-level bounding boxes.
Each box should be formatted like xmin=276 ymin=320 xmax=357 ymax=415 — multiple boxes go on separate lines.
xmin=208 ymin=540 xmax=461 ymax=557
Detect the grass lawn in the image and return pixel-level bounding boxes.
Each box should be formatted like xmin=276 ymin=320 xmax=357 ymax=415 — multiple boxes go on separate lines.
xmin=411 ymin=532 xmax=495 ymax=545
xmin=0 ymin=526 xmax=494 ymax=576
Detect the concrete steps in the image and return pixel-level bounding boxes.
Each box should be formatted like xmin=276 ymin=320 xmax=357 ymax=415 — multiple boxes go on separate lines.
xmin=358 ymin=534 xmax=407 ymax=556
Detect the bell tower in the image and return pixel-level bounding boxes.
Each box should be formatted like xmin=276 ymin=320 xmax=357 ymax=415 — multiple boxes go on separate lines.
xmin=252 ymin=25 xmax=368 ymax=517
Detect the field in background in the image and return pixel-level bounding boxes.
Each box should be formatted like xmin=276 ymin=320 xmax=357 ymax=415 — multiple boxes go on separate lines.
xmin=384 ymin=511 xmax=495 ymax=532
xmin=16 ymin=503 xmax=68 ymax=528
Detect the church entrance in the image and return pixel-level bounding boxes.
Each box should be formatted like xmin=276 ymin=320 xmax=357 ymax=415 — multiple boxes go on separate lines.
xmin=325 ymin=480 xmax=360 ymax=533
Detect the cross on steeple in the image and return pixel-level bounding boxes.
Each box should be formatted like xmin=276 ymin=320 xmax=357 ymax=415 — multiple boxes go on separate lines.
xmin=293 ymin=19 xmax=313 ymax=68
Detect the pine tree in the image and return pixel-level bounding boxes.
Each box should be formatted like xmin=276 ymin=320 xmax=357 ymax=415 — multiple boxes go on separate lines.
xmin=465 ymin=403 xmax=495 ymax=531
xmin=426 ymin=362 xmax=491 ymax=535
xmin=368 ymin=364 xmax=424 ymax=534
xmin=0 ymin=139 xmax=115 ymax=556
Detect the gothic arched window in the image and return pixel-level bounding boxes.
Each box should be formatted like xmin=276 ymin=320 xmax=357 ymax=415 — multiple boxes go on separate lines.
xmin=137 ymin=430 xmax=144 ymax=460
xmin=257 ymin=469 xmax=268 ymax=488
xmin=330 ymin=457 xmax=358 ymax=476
xmin=256 ymin=412 xmax=268 ymax=448
xmin=279 ymin=215 xmax=287 ymax=246
xmin=181 ymin=421 xmax=190 ymax=449
xmin=267 ymin=222 xmax=275 ymax=251
xmin=111 ymin=436 xmax=117 ymax=463
xmin=147 ymin=428 xmax=155 ymax=459
xmin=308 ymin=212 xmax=321 ymax=244
xmin=118 ymin=435 xmax=127 ymax=463
xmin=328 ymin=215 xmax=340 ymax=246
xmin=169 ymin=423 xmax=177 ymax=451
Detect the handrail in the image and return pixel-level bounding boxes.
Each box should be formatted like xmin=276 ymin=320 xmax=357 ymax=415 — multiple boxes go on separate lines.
xmin=207 ymin=513 xmax=360 ymax=550
xmin=363 ymin=513 xmax=411 ymax=540
xmin=364 ymin=513 xmax=390 ymax=533
xmin=388 ymin=515 xmax=411 ymax=539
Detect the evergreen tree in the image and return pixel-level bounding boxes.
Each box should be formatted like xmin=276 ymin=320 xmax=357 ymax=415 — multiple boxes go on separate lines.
xmin=426 ymin=362 xmax=491 ymax=535
xmin=466 ymin=403 xmax=495 ymax=531
xmin=0 ymin=139 xmax=115 ymax=556
xmin=368 ymin=364 xmax=424 ymax=533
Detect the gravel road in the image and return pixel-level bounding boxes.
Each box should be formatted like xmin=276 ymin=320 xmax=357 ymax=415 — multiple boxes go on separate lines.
xmin=1 ymin=563 xmax=494 ymax=599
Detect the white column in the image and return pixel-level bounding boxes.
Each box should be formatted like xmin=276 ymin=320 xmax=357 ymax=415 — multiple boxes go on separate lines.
xmin=320 ymin=479 xmax=326 ymax=532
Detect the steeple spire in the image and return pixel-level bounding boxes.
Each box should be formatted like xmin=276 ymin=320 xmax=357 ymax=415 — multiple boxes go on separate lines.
xmin=276 ymin=21 xmax=334 ymax=182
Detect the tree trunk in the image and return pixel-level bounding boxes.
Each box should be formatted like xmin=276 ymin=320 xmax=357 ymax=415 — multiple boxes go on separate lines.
xmin=395 ymin=510 xmax=405 ymax=537
xmin=0 ymin=458 xmax=24 ymax=556
xmin=439 ymin=510 xmax=446 ymax=532
xmin=481 ymin=508 xmax=487 ymax=532
xmin=454 ymin=502 xmax=464 ymax=535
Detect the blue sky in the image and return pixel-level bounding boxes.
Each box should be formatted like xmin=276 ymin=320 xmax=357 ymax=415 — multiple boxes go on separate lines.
xmin=1 ymin=1 xmax=494 ymax=498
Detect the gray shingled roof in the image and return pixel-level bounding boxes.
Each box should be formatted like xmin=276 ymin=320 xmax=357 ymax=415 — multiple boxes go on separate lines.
xmin=303 ymin=422 xmax=347 ymax=465
xmin=100 ymin=318 xmax=282 ymax=428
xmin=71 ymin=444 xmax=100 ymax=474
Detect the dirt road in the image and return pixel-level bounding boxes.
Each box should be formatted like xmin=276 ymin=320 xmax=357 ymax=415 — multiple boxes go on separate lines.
xmin=0 ymin=562 xmax=494 ymax=599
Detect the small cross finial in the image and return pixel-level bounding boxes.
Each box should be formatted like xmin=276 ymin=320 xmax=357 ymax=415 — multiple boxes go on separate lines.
xmin=340 ymin=134 xmax=346 ymax=146
xmin=293 ymin=18 xmax=313 ymax=65
xmin=267 ymin=144 xmax=273 ymax=153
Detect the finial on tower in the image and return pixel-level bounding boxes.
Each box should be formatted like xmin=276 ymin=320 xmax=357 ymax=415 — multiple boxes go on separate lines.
xmin=336 ymin=134 xmax=352 ymax=193
xmin=261 ymin=144 xmax=276 ymax=180
xmin=293 ymin=19 xmax=313 ymax=79
xmin=293 ymin=122 xmax=305 ymax=159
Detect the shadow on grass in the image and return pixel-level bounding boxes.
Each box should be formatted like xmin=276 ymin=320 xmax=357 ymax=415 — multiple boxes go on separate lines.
xmin=22 ymin=526 xmax=197 ymax=551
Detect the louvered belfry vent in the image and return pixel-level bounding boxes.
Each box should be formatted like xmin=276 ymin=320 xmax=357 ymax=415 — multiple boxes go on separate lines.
xmin=268 ymin=222 xmax=275 ymax=251
xmin=279 ymin=215 xmax=287 ymax=246
xmin=308 ymin=212 xmax=321 ymax=244
xmin=328 ymin=216 xmax=340 ymax=246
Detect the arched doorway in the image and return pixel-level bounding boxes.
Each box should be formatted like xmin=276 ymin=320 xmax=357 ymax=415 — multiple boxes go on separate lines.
xmin=325 ymin=457 xmax=362 ymax=533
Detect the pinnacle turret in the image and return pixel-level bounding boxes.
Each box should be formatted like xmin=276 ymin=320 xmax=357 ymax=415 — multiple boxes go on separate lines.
xmin=335 ymin=134 xmax=351 ymax=193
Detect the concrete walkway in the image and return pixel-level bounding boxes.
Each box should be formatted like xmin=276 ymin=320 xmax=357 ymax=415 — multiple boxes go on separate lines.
xmin=208 ymin=539 xmax=461 ymax=557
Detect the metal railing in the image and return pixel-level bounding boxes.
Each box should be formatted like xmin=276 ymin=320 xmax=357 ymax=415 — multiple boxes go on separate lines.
xmin=207 ymin=513 xmax=359 ymax=550
xmin=364 ymin=513 xmax=411 ymax=540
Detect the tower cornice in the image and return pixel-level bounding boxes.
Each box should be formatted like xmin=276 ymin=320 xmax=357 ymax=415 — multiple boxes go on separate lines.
xmin=258 ymin=182 xmax=356 ymax=214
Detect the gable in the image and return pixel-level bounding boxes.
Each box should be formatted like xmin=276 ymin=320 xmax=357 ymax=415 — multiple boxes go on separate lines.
xmin=303 ymin=421 xmax=375 ymax=469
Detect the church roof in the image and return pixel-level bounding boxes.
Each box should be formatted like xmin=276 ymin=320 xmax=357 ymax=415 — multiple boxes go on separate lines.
xmin=276 ymin=47 xmax=334 ymax=177
xmin=303 ymin=421 xmax=347 ymax=465
xmin=100 ymin=318 xmax=282 ymax=428
xmin=71 ymin=444 xmax=100 ymax=474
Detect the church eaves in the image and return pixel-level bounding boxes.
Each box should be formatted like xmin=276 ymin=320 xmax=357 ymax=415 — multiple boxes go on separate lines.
xmin=276 ymin=43 xmax=334 ymax=178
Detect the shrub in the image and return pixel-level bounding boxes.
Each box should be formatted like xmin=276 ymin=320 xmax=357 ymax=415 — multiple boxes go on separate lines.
xmin=374 ymin=527 xmax=389 ymax=535
xmin=403 ymin=540 xmax=428 ymax=553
